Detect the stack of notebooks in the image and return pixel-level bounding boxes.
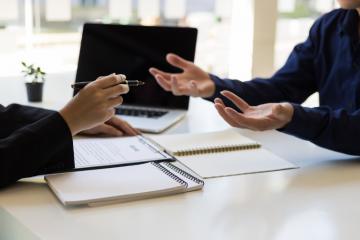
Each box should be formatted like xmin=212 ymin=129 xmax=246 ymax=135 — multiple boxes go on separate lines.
xmin=45 ymin=129 xmax=296 ymax=206
xmin=46 ymin=162 xmax=203 ymax=206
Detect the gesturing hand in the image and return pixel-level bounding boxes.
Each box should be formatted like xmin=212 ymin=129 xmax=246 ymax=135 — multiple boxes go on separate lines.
xmin=149 ymin=53 xmax=215 ymax=98
xmin=214 ymin=91 xmax=294 ymax=131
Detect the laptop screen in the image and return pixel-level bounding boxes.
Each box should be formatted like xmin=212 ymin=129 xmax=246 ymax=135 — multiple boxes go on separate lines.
xmin=74 ymin=23 xmax=198 ymax=109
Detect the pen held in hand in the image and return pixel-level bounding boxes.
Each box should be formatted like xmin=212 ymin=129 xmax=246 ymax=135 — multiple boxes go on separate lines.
xmin=71 ymin=80 xmax=146 ymax=90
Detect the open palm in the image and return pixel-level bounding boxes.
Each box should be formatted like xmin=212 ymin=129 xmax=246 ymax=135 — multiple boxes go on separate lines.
xmin=149 ymin=53 xmax=215 ymax=97
xmin=214 ymin=91 xmax=294 ymax=131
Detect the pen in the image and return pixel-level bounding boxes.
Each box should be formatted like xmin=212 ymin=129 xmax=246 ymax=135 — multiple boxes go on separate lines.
xmin=71 ymin=80 xmax=146 ymax=90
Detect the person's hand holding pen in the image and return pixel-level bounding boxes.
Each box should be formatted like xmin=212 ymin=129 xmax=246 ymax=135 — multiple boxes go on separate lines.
xmin=59 ymin=73 xmax=141 ymax=137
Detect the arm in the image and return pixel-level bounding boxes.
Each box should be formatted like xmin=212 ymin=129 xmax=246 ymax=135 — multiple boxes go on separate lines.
xmin=0 ymin=74 xmax=132 ymax=188
xmin=0 ymin=104 xmax=54 ymax=138
xmin=207 ymin=17 xmax=321 ymax=107
xmin=0 ymin=112 xmax=74 ymax=188
xmin=280 ymin=105 xmax=360 ymax=155
xmin=215 ymin=91 xmax=360 ymax=156
xmin=150 ymin=18 xmax=321 ymax=109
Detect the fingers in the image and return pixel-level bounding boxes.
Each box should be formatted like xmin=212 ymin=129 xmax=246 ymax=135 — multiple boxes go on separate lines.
xmin=149 ymin=68 xmax=172 ymax=81
xmin=117 ymin=74 xmax=126 ymax=82
xmin=107 ymin=116 xmax=141 ymax=136
xmin=92 ymin=73 xmax=121 ymax=89
xmin=220 ymin=91 xmax=250 ymax=112
xmin=214 ymin=98 xmax=242 ymax=128
xmin=154 ymin=74 xmax=172 ymax=91
xmin=170 ymin=75 xmax=188 ymax=96
xmin=166 ymin=53 xmax=191 ymax=70
xmin=224 ymin=107 xmax=268 ymax=131
xmin=224 ymin=107 xmax=254 ymax=127
xmin=107 ymin=96 xmax=123 ymax=108
xmin=103 ymin=83 xmax=129 ymax=98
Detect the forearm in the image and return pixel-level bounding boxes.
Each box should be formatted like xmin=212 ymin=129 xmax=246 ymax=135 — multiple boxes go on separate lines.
xmin=0 ymin=104 xmax=54 ymax=138
xmin=0 ymin=112 xmax=74 ymax=188
xmin=280 ymin=105 xmax=360 ymax=155
xmin=205 ymin=74 xmax=316 ymax=108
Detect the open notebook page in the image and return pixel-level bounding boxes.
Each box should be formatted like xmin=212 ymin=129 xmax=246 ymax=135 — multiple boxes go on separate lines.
xmin=149 ymin=129 xmax=260 ymax=155
xmin=177 ymin=148 xmax=297 ymax=178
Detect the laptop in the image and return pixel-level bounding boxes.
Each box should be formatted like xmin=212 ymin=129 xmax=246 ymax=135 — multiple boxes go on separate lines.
xmin=74 ymin=23 xmax=198 ymax=133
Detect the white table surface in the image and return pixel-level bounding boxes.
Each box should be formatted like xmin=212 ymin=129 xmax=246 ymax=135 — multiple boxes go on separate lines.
xmin=0 ymin=73 xmax=359 ymax=240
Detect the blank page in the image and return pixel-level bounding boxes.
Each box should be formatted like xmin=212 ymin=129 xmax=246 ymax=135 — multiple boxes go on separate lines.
xmin=150 ymin=129 xmax=259 ymax=155
xmin=45 ymin=163 xmax=185 ymax=206
xmin=178 ymin=148 xmax=297 ymax=178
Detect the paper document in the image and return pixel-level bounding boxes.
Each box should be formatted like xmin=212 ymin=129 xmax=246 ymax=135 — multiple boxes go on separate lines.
xmin=178 ymin=148 xmax=297 ymax=178
xmin=74 ymin=136 xmax=171 ymax=168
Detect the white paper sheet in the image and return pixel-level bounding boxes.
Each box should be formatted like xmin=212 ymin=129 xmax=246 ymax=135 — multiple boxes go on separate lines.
xmin=138 ymin=0 xmax=160 ymax=19
xmin=164 ymin=0 xmax=186 ymax=19
xmin=74 ymin=136 xmax=170 ymax=168
xmin=0 ymin=0 xmax=19 ymax=21
xmin=109 ymin=0 xmax=132 ymax=20
xmin=178 ymin=148 xmax=297 ymax=178
xmin=45 ymin=0 xmax=71 ymax=21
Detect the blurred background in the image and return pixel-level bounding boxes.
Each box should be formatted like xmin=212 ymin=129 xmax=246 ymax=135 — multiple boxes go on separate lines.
xmin=0 ymin=0 xmax=337 ymax=84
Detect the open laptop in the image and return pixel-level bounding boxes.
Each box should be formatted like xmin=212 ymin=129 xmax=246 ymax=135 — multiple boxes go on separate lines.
xmin=74 ymin=23 xmax=198 ymax=133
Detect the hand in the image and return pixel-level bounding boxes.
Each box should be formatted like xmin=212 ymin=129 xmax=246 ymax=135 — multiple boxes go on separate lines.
xmin=214 ymin=91 xmax=294 ymax=131
xmin=81 ymin=116 xmax=141 ymax=137
xmin=59 ymin=74 xmax=129 ymax=136
xmin=149 ymin=53 xmax=215 ymax=98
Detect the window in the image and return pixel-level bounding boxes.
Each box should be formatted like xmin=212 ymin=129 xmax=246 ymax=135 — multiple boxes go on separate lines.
xmin=0 ymin=0 xmax=233 ymax=78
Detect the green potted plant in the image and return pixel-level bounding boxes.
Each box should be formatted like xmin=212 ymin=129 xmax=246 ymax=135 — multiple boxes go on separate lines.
xmin=21 ymin=62 xmax=46 ymax=102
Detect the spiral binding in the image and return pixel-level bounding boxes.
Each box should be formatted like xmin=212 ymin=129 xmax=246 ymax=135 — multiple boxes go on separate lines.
xmin=162 ymin=162 xmax=204 ymax=185
xmin=151 ymin=162 xmax=188 ymax=188
xmin=174 ymin=143 xmax=261 ymax=156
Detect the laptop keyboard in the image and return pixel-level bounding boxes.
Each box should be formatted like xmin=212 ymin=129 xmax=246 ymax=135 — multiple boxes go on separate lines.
xmin=116 ymin=107 xmax=168 ymax=118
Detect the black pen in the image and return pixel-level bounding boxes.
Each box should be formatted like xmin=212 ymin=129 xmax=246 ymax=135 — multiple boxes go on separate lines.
xmin=71 ymin=80 xmax=146 ymax=90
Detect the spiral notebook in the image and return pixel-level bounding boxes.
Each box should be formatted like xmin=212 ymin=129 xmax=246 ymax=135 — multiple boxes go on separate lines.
xmin=149 ymin=129 xmax=296 ymax=178
xmin=45 ymin=162 xmax=204 ymax=206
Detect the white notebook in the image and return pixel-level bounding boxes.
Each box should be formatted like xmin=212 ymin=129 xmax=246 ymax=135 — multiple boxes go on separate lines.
xmin=45 ymin=162 xmax=204 ymax=206
xmin=149 ymin=129 xmax=297 ymax=178
xmin=150 ymin=129 xmax=261 ymax=156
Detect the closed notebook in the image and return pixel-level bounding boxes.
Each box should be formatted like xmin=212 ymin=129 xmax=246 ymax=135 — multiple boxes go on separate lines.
xmin=45 ymin=162 xmax=204 ymax=206
xmin=149 ymin=129 xmax=297 ymax=178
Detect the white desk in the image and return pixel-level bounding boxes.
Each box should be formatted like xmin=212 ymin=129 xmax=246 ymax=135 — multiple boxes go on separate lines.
xmin=0 ymin=73 xmax=359 ymax=240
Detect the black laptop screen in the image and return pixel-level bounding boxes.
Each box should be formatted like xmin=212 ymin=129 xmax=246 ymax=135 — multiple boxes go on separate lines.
xmin=74 ymin=23 xmax=198 ymax=109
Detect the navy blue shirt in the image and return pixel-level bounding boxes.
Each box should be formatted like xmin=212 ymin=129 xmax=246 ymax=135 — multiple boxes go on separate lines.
xmin=207 ymin=9 xmax=360 ymax=155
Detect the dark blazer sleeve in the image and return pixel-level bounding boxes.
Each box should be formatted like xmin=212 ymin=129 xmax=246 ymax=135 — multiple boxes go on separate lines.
xmin=0 ymin=104 xmax=55 ymax=138
xmin=204 ymin=17 xmax=321 ymax=109
xmin=0 ymin=104 xmax=74 ymax=188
